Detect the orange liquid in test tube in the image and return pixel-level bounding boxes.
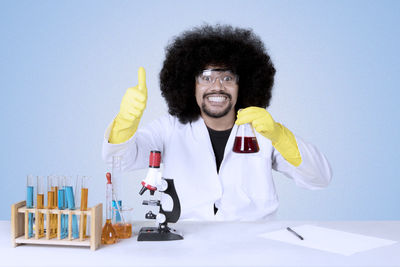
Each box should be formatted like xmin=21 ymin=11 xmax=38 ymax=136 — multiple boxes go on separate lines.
xmin=80 ymin=188 xmax=88 ymax=237
xmin=37 ymin=194 xmax=45 ymax=238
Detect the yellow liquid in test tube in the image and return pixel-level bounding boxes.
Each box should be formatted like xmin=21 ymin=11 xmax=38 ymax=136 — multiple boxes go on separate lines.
xmin=47 ymin=191 xmax=57 ymax=238
xmin=51 ymin=186 xmax=58 ymax=238
xmin=52 ymin=186 xmax=58 ymax=206
xmin=80 ymin=188 xmax=88 ymax=238
xmin=37 ymin=194 xmax=45 ymax=238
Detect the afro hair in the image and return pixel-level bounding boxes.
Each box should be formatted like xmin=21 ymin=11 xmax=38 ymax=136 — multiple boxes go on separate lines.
xmin=160 ymin=24 xmax=276 ymax=124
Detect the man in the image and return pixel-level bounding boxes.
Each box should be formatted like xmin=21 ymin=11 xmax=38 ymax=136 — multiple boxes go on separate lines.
xmin=102 ymin=25 xmax=332 ymax=221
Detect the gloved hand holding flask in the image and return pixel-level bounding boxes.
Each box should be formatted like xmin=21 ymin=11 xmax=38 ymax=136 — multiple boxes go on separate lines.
xmin=235 ymin=106 xmax=302 ymax=167
xmin=109 ymin=67 xmax=147 ymax=144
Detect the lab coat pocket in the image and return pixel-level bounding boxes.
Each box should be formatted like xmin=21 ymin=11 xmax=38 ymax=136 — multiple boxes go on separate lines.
xmin=240 ymin=154 xmax=275 ymax=202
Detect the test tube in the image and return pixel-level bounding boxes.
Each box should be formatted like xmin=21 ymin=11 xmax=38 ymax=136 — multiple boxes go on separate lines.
xmin=51 ymin=176 xmax=58 ymax=210
xmin=112 ymin=156 xmax=123 ymax=222
xmin=58 ymin=176 xmax=67 ymax=239
xmin=26 ymin=175 xmax=35 ymax=238
xmin=79 ymin=176 xmax=89 ymax=239
xmin=65 ymin=176 xmax=79 ymax=239
xmin=47 ymin=176 xmax=57 ymax=238
xmin=36 ymin=176 xmax=45 ymax=238
xmin=74 ymin=175 xmax=81 ymax=210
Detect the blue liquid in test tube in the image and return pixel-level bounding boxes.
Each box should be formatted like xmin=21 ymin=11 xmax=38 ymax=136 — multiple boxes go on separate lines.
xmin=26 ymin=186 xmax=34 ymax=237
xmin=65 ymin=186 xmax=79 ymax=238
xmin=58 ymin=188 xmax=67 ymax=239
xmin=112 ymin=200 xmax=122 ymax=222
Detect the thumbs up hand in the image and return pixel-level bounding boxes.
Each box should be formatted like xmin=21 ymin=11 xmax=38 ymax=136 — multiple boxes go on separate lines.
xmin=109 ymin=67 xmax=148 ymax=144
xmin=118 ymin=67 xmax=147 ymax=122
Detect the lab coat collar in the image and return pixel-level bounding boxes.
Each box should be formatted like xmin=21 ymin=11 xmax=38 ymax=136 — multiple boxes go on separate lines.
xmin=190 ymin=116 xmax=215 ymax=158
xmin=190 ymin=116 xmax=238 ymax=168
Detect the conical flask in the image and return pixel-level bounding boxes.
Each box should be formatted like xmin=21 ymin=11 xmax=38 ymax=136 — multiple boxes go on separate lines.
xmin=101 ymin=173 xmax=117 ymax=244
xmin=233 ymin=123 xmax=260 ymax=153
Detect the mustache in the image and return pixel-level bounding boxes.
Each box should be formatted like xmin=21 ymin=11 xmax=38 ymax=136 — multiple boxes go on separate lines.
xmin=203 ymin=92 xmax=232 ymax=100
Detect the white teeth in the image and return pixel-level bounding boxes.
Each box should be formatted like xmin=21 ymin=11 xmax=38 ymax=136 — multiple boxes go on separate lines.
xmin=208 ymin=96 xmax=227 ymax=102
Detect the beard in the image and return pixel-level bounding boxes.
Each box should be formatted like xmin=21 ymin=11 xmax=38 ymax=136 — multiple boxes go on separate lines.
xmin=201 ymin=92 xmax=233 ymax=118
xmin=202 ymin=102 xmax=233 ymax=118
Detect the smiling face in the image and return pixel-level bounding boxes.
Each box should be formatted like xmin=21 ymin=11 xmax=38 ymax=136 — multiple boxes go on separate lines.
xmin=195 ymin=66 xmax=239 ymax=120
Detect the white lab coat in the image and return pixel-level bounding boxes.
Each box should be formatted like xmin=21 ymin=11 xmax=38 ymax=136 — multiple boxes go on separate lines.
xmin=102 ymin=114 xmax=332 ymax=221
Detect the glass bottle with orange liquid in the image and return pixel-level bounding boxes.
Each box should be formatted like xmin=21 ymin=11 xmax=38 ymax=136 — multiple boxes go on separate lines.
xmin=101 ymin=173 xmax=117 ymax=244
xmin=36 ymin=176 xmax=45 ymax=238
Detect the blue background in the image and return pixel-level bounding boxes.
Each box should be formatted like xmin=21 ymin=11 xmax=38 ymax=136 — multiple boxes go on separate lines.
xmin=1 ymin=0 xmax=399 ymax=220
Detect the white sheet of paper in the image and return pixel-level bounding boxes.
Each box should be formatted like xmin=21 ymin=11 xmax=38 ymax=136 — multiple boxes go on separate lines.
xmin=259 ymin=224 xmax=397 ymax=256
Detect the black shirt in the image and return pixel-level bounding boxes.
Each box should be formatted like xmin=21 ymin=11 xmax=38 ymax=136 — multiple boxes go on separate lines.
xmin=206 ymin=126 xmax=233 ymax=215
xmin=206 ymin=126 xmax=232 ymax=173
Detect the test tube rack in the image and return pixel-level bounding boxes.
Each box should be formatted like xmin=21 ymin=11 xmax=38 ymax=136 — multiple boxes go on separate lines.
xmin=11 ymin=201 xmax=103 ymax=251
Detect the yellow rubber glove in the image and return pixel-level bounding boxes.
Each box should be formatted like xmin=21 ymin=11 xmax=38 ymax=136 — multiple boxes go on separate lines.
xmin=235 ymin=106 xmax=302 ymax=167
xmin=109 ymin=67 xmax=147 ymax=144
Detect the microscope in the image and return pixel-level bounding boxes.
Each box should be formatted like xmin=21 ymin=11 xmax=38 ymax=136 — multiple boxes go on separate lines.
xmin=137 ymin=151 xmax=183 ymax=241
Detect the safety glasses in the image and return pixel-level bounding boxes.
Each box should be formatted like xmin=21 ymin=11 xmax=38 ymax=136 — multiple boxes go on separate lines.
xmin=195 ymin=69 xmax=239 ymax=87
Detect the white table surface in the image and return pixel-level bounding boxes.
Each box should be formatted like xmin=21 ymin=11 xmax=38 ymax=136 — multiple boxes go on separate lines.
xmin=1 ymin=220 xmax=400 ymax=267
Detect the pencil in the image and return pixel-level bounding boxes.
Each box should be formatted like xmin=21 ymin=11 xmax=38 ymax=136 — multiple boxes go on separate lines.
xmin=286 ymin=227 xmax=304 ymax=240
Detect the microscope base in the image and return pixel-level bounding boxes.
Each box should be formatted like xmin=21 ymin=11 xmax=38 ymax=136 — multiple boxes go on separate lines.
xmin=137 ymin=227 xmax=183 ymax=241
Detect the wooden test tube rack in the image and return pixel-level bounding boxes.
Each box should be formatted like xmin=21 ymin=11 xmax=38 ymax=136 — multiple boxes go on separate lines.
xmin=11 ymin=201 xmax=102 ymax=251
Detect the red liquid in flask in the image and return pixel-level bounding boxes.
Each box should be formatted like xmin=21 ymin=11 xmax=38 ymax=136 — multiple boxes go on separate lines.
xmin=233 ymin=136 xmax=260 ymax=153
